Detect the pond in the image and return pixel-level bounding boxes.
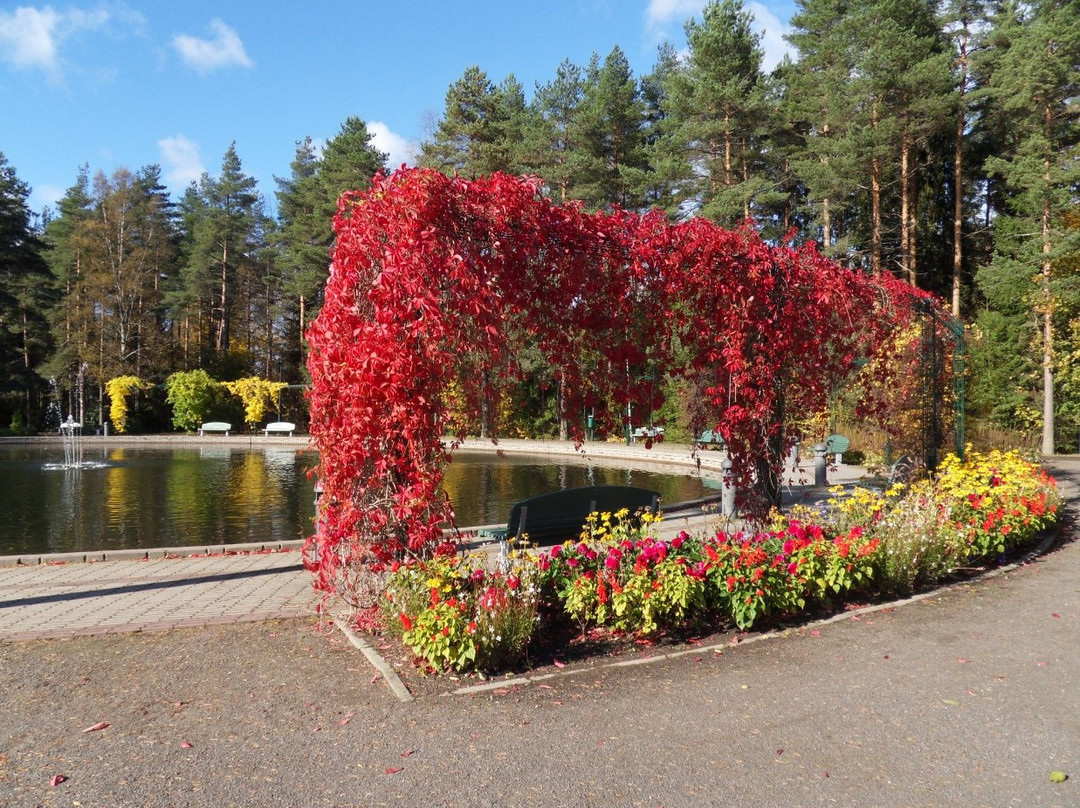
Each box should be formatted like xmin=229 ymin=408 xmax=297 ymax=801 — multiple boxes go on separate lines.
xmin=0 ymin=444 xmax=713 ymax=556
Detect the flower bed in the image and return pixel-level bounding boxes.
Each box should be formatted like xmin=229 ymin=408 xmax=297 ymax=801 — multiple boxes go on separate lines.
xmin=373 ymin=449 xmax=1060 ymax=675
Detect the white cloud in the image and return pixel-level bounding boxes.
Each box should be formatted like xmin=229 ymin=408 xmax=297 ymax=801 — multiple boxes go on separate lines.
xmin=747 ymin=2 xmax=793 ymax=73
xmin=368 ymin=122 xmax=415 ymax=170
xmin=646 ymin=0 xmax=704 ymax=28
xmin=0 ymin=4 xmax=111 ymax=76
xmin=158 ymin=134 xmax=205 ymax=187
xmin=172 ymin=19 xmax=252 ymax=75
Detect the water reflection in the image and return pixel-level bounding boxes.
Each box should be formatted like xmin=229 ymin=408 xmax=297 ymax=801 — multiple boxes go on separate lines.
xmin=0 ymin=445 xmax=710 ymax=556
xmin=442 ymin=451 xmax=710 ymax=527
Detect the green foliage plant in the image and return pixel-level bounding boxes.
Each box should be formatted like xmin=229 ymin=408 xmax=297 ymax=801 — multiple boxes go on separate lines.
xmin=164 ymin=369 xmax=220 ymax=432
xmin=380 ymin=551 xmax=539 ymax=674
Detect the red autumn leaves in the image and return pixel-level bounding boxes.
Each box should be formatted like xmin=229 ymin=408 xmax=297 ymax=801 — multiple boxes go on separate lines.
xmin=305 ymin=168 xmax=925 ymax=600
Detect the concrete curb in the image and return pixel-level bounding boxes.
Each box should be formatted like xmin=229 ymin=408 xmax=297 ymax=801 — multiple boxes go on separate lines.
xmin=0 ymin=541 xmax=305 ymax=568
xmin=331 ymin=615 xmax=414 ymax=703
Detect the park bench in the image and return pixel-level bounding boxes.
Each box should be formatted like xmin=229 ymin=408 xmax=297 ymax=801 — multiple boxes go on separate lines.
xmin=263 ymin=421 xmax=296 ymax=436
xmin=696 ymin=429 xmax=726 ymax=449
xmin=825 ymin=434 xmax=851 ymax=463
xmin=481 ymin=485 xmax=661 ymax=547
xmin=198 ymin=421 xmax=231 ymax=436
xmin=631 ymin=426 xmax=665 ymax=442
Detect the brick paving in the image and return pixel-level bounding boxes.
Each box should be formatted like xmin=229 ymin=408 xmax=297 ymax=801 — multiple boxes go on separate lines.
xmin=0 ymin=551 xmax=315 ymax=642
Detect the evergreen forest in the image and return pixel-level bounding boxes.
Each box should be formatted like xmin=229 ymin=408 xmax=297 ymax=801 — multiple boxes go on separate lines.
xmin=1 ymin=0 xmax=1077 ymax=449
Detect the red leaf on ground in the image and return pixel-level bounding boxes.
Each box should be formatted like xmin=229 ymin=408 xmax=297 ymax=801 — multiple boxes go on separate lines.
xmin=1052 ymin=613 xmax=1060 ymax=618
xmin=552 ymin=659 xmax=566 ymax=668
xmin=385 ymin=767 xmax=403 ymax=774
xmin=180 ymin=741 xmax=193 ymax=749
xmin=50 ymin=775 xmax=67 ymax=787
xmin=810 ymin=630 xmax=821 ymax=637
xmin=957 ymin=658 xmax=972 ymax=664
xmin=400 ymin=749 xmax=415 ymax=758
xmin=81 ymin=721 xmax=109 ymax=733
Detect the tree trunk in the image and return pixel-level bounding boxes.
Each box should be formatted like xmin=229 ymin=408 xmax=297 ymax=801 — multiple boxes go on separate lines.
xmin=900 ymin=136 xmax=912 ymax=283
xmin=822 ymin=197 xmax=832 ymax=248
xmin=870 ymin=101 xmax=883 ymax=275
xmin=218 ymin=237 xmax=229 ymax=355
xmin=952 ymin=35 xmax=968 ymax=318
xmin=1040 ymin=104 xmax=1055 ymax=456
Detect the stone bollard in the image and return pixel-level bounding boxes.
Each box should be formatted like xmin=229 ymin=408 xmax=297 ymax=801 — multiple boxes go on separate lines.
xmin=721 ymin=458 xmax=737 ymax=517
xmin=813 ymin=442 xmax=828 ymax=487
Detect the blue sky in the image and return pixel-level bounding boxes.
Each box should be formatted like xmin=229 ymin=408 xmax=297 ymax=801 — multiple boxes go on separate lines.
xmin=1 ymin=0 xmax=797 ymax=216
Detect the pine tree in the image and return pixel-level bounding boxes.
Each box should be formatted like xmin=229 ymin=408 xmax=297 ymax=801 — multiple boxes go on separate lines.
xmin=275 ymin=121 xmax=385 ymax=378
xmin=523 ymin=59 xmax=586 ymax=203
xmin=0 ymin=152 xmax=53 ymax=429
xmin=976 ymin=0 xmax=1080 ymax=453
xmin=573 ymin=47 xmax=648 ymax=211
xmin=662 ymin=0 xmax=769 ymax=226
xmin=184 ymin=144 xmax=264 ymax=368
xmin=418 ymin=66 xmax=524 ymax=176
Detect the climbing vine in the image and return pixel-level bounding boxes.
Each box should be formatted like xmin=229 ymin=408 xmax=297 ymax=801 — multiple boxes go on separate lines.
xmin=305 ymin=168 xmax=928 ymax=601
xmin=105 ymin=375 xmax=149 ymax=434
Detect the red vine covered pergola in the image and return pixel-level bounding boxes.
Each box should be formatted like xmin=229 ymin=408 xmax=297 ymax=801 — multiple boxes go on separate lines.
xmin=305 ymin=168 xmax=925 ymax=599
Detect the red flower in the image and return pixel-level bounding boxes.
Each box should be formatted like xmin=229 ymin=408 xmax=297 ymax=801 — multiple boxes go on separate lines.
xmin=399 ymin=613 xmax=413 ymax=631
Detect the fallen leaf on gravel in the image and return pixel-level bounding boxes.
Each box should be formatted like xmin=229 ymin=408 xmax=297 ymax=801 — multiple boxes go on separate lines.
xmin=370 ymin=675 xmax=381 ymax=684
xmin=1052 ymin=613 xmax=1060 ymax=618
xmin=1037 ymin=661 xmax=1048 ymax=667
xmin=180 ymin=741 xmax=193 ymax=749
xmin=338 ymin=712 xmax=356 ymax=726
xmin=776 ymin=749 xmax=783 ymax=755
xmin=810 ymin=630 xmax=821 ymax=637
xmin=957 ymin=658 xmax=972 ymax=664
xmin=553 ymin=659 xmax=566 ymax=668
xmin=941 ymin=699 xmax=960 ymax=707
xmin=81 ymin=722 xmax=109 ymax=733
xmin=400 ymin=749 xmax=415 ymax=758
xmin=538 ymin=684 xmax=554 ymax=690
xmin=385 ymin=767 xmax=403 ymax=775
xmin=50 ymin=775 xmax=67 ymax=786
xmin=493 ymin=688 xmax=511 ymax=695
xmin=1049 ymin=771 xmax=1068 ymax=783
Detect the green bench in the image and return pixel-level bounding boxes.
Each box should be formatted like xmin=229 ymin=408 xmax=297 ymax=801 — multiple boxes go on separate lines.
xmin=825 ymin=434 xmax=851 ymax=463
xmin=697 ymin=429 xmax=726 ymax=449
xmin=483 ymin=485 xmax=661 ymax=547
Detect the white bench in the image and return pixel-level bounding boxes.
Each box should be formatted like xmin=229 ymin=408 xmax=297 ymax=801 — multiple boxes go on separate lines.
xmin=198 ymin=421 xmax=232 ymax=436
xmin=263 ymin=421 xmax=295 ymax=437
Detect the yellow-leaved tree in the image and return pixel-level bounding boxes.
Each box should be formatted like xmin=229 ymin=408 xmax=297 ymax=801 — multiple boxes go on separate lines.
xmin=222 ymin=377 xmax=288 ymax=429
xmin=105 ymin=375 xmax=150 ymax=434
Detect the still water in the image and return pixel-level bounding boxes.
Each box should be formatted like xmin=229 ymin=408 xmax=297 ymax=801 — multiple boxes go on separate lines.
xmin=0 ymin=444 xmax=712 ymax=556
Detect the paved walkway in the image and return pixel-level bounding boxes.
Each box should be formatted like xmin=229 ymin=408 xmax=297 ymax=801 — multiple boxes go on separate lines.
xmin=0 ymin=446 xmax=925 ymax=644
xmin=0 ymin=551 xmax=313 ymax=642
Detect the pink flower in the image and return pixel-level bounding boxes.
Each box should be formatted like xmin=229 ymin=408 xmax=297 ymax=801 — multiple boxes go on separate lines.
xmin=550 ymin=544 xmax=562 ymax=558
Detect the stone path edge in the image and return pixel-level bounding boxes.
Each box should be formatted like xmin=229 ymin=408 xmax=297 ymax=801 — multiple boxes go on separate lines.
xmin=0 ymin=541 xmax=305 ymax=568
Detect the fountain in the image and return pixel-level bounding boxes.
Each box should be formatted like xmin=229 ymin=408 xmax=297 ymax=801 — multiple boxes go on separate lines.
xmin=59 ymin=414 xmax=83 ymax=469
